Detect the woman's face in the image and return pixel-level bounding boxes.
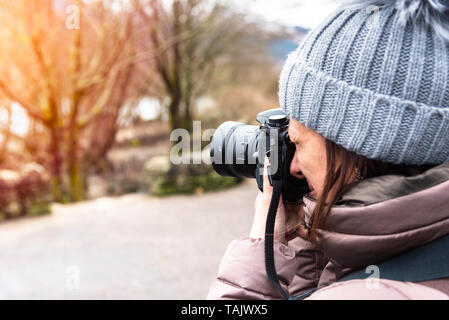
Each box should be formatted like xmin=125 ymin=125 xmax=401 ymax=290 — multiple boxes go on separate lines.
xmin=287 ymin=118 xmax=327 ymax=199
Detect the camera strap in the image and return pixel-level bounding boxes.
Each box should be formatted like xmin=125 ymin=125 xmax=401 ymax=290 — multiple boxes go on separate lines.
xmin=264 ymin=179 xmax=319 ymax=300
xmin=264 ymin=179 xmax=291 ymax=300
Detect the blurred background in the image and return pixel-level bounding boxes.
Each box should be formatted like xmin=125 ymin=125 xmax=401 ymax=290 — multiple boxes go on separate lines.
xmin=0 ymin=0 xmax=337 ymax=299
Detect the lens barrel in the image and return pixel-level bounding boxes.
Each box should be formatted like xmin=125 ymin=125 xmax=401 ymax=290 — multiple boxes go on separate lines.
xmin=210 ymin=121 xmax=260 ymax=178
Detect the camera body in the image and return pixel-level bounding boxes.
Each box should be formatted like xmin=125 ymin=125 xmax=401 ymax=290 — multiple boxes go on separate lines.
xmin=210 ymin=108 xmax=310 ymax=203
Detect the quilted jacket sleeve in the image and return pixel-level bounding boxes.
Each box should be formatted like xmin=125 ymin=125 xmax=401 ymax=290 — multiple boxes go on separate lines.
xmin=206 ymin=237 xmax=326 ymax=300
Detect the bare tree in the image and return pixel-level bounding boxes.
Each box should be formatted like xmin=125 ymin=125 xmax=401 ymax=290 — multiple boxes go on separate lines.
xmin=135 ymin=0 xmax=251 ymax=133
xmin=0 ymin=0 xmax=141 ymax=201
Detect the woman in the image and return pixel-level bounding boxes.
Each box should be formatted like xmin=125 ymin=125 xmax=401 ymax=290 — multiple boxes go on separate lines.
xmin=207 ymin=0 xmax=449 ymax=300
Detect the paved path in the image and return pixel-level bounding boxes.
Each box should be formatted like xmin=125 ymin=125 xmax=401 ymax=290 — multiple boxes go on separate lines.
xmin=0 ymin=180 xmax=258 ymax=299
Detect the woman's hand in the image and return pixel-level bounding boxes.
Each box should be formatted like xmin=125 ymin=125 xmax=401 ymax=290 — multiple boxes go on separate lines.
xmin=250 ymin=158 xmax=309 ymax=245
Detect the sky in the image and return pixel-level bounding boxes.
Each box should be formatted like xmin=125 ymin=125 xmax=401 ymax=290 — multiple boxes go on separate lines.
xmin=238 ymin=0 xmax=340 ymax=29
xmin=0 ymin=103 xmax=29 ymax=137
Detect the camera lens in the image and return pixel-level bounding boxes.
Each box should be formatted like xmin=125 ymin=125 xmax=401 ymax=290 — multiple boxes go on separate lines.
xmin=210 ymin=121 xmax=260 ymax=178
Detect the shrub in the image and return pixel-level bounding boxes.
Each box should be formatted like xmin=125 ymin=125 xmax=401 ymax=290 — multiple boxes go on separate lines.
xmin=144 ymin=154 xmax=241 ymax=197
xmin=0 ymin=163 xmax=51 ymax=221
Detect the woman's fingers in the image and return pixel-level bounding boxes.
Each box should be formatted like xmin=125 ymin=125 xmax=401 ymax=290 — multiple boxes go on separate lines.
xmin=263 ymin=157 xmax=287 ymax=212
xmin=262 ymin=157 xmax=273 ymax=195
xmin=285 ymin=203 xmax=309 ymax=241
xmin=259 ymin=157 xmax=309 ymax=242
xmin=296 ymin=224 xmax=309 ymax=240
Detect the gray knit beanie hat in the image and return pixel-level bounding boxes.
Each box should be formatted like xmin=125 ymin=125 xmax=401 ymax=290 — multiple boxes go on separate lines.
xmin=279 ymin=0 xmax=449 ymax=165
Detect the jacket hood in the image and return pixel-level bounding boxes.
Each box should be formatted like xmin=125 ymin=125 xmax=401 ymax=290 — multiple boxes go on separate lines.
xmin=302 ymin=162 xmax=449 ymax=268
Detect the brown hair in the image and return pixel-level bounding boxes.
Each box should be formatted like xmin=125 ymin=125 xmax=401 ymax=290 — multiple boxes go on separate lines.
xmin=308 ymin=139 xmax=434 ymax=245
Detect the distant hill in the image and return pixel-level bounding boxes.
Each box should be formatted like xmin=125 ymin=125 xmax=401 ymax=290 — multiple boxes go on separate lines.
xmin=294 ymin=26 xmax=310 ymax=34
xmin=270 ymin=26 xmax=310 ymax=62
xmin=270 ymin=39 xmax=298 ymax=60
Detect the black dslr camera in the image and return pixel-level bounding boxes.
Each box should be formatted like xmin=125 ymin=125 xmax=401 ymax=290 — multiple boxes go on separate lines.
xmin=210 ymin=108 xmax=309 ymax=203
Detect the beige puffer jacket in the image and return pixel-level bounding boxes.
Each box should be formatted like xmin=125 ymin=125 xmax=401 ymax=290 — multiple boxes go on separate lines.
xmin=207 ymin=162 xmax=449 ymax=300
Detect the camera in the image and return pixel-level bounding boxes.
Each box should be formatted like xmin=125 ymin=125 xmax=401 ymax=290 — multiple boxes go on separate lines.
xmin=210 ymin=108 xmax=310 ymax=203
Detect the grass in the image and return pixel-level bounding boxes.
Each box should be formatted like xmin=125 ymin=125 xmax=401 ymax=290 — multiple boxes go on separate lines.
xmin=0 ymin=199 xmax=51 ymax=222
xmin=151 ymin=171 xmax=242 ymax=197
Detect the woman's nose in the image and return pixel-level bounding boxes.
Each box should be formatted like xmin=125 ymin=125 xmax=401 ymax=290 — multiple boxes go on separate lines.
xmin=290 ymin=154 xmax=306 ymax=180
